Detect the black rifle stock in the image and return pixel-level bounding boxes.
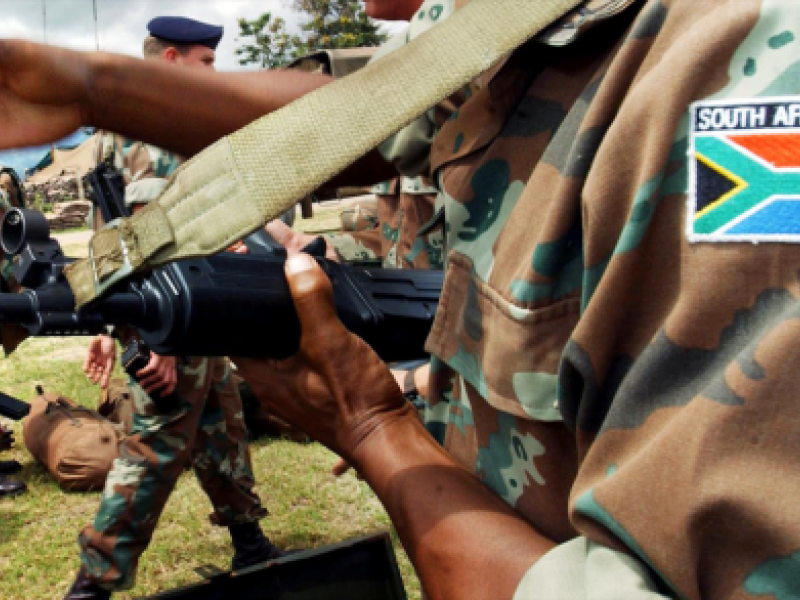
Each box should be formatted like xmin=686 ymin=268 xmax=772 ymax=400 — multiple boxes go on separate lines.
xmin=0 ymin=166 xmax=442 ymax=361
xmin=0 ymin=389 xmax=29 ymax=420
xmin=84 ymin=161 xmax=128 ymax=223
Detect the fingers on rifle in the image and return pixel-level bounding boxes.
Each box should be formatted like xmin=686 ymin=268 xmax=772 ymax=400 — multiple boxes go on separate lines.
xmin=163 ymin=367 xmax=178 ymax=396
xmin=325 ymin=241 xmax=339 ymax=262
xmin=285 ymin=253 xmax=342 ymax=340
xmin=142 ymin=377 xmax=166 ymax=395
xmin=136 ymin=354 xmax=158 ymax=378
xmin=265 ymin=220 xmax=292 ymax=247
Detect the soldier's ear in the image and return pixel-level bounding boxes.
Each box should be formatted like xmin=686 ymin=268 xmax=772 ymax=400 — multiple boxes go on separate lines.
xmin=162 ymin=47 xmax=180 ymax=64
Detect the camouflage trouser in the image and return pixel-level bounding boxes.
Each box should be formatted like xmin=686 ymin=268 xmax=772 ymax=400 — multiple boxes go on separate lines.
xmin=78 ymin=356 xmax=267 ymax=591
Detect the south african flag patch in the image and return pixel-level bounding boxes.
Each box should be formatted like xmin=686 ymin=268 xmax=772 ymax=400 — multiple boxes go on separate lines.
xmin=688 ymin=97 xmax=800 ymax=242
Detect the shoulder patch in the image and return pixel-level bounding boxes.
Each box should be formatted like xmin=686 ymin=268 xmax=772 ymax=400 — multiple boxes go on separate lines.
xmin=688 ymin=97 xmax=800 ymax=243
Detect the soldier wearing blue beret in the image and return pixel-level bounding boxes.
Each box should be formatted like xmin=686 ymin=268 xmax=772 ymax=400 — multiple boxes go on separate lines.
xmin=143 ymin=16 xmax=223 ymax=68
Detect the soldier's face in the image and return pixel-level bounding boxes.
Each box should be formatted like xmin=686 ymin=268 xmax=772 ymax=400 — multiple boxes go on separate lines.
xmin=176 ymin=46 xmax=217 ymax=71
xmin=364 ymin=0 xmax=422 ymax=21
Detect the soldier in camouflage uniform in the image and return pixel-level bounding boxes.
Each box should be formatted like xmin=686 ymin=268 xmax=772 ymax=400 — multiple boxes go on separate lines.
xmin=323 ymin=2 xmax=455 ymax=270
xmin=67 ymin=17 xmax=281 ymax=600
xmin=244 ymin=0 xmax=800 ymax=597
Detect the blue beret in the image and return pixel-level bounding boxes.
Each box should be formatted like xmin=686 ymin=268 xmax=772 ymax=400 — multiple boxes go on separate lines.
xmin=147 ymin=16 xmax=223 ymax=50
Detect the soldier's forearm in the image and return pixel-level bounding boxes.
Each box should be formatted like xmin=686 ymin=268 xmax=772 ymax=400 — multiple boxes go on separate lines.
xmin=85 ymin=52 xmax=334 ymax=157
xmin=352 ymin=416 xmax=555 ymax=600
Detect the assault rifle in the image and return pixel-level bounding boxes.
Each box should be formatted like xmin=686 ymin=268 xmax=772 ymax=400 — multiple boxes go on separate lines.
xmin=0 ymin=165 xmax=442 ymax=361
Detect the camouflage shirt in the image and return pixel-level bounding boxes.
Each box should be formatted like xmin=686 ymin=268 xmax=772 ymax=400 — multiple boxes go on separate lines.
xmin=423 ymin=0 xmax=800 ymax=596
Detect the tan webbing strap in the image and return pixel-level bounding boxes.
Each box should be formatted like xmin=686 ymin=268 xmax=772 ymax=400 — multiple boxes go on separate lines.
xmin=65 ymin=0 xmax=582 ymax=306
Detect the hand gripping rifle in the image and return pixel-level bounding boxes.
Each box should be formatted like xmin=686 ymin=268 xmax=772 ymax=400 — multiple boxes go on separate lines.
xmin=0 ymin=164 xmax=442 ymax=362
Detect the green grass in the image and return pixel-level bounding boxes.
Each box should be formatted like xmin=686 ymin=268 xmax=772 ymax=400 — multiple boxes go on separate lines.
xmin=0 ymin=201 xmax=422 ymax=599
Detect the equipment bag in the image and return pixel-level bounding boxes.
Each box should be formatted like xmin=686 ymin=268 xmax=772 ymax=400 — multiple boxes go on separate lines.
xmin=23 ymin=390 xmax=126 ymax=491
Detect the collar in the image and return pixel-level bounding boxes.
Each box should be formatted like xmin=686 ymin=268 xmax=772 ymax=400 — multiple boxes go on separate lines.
xmin=455 ymin=0 xmax=641 ymax=47
xmin=538 ymin=0 xmax=641 ymax=46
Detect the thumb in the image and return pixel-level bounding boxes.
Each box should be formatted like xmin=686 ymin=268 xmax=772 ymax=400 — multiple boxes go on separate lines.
xmin=285 ymin=253 xmax=344 ymax=342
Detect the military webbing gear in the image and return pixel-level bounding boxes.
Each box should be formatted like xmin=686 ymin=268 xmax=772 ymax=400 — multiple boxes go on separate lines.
xmin=64 ymin=0 xmax=583 ymax=307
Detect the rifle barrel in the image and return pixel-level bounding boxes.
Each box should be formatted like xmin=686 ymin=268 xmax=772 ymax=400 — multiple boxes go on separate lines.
xmin=0 ymin=294 xmax=36 ymax=323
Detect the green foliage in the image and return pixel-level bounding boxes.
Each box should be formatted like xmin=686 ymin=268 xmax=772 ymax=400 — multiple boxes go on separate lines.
xmin=235 ymin=1 xmax=387 ymax=68
xmin=235 ymin=12 xmax=295 ymax=69
xmin=292 ymin=0 xmax=388 ymax=56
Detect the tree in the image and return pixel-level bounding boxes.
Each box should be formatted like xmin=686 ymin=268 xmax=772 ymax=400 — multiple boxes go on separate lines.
xmin=235 ymin=12 xmax=295 ymax=69
xmin=235 ymin=1 xmax=387 ymax=68
xmin=291 ymin=0 xmax=387 ymax=56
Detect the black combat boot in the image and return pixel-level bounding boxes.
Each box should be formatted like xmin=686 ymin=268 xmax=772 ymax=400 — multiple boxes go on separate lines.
xmin=0 ymin=459 xmax=22 ymax=474
xmin=229 ymin=522 xmax=287 ymax=571
xmin=0 ymin=474 xmax=26 ymax=498
xmin=64 ymin=567 xmax=111 ymax=600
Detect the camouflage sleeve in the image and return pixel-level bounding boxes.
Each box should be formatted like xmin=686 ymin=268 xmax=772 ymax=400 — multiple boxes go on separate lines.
xmin=124 ymin=178 xmax=169 ymax=209
xmin=513 ymin=538 xmax=671 ymax=600
xmin=94 ymin=132 xmax=181 ymax=209
xmin=370 ymin=0 xmax=456 ymax=178
xmin=377 ymin=114 xmax=437 ymax=178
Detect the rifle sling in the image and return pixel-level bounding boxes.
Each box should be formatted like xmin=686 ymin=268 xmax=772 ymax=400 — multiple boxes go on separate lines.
xmin=64 ymin=0 xmax=583 ymax=307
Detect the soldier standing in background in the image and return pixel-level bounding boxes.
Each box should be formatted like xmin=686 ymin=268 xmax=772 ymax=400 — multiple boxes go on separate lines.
xmin=324 ymin=2 xmax=456 ymax=271
xmin=66 ymin=17 xmax=284 ymax=600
